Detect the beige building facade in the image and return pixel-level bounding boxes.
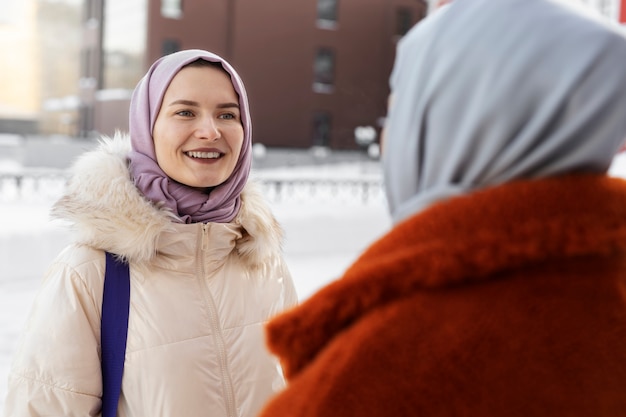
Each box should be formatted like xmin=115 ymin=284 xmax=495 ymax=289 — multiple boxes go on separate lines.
xmin=0 ymin=0 xmax=40 ymax=133
xmin=0 ymin=0 xmax=83 ymax=136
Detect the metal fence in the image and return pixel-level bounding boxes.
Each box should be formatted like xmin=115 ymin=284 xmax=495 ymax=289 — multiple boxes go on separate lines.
xmin=0 ymin=170 xmax=69 ymax=203
xmin=0 ymin=170 xmax=385 ymax=205
xmin=258 ymin=179 xmax=384 ymax=204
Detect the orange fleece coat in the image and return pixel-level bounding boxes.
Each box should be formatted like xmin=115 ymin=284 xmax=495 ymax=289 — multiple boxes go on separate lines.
xmin=259 ymin=174 xmax=626 ymax=417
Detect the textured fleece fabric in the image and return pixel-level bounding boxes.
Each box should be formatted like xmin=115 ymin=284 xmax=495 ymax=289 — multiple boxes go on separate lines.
xmin=260 ymin=174 xmax=626 ymax=417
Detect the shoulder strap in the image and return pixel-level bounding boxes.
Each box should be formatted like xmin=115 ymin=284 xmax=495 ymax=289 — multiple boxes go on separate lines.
xmin=101 ymin=252 xmax=131 ymax=417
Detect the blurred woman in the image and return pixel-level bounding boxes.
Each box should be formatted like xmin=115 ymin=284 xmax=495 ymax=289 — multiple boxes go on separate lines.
xmin=3 ymin=49 xmax=297 ymax=417
xmin=258 ymin=0 xmax=626 ymax=416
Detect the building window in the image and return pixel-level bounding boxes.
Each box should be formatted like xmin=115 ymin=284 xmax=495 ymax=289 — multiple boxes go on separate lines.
xmin=162 ymin=39 xmax=180 ymax=56
xmin=312 ymin=112 xmax=332 ymax=147
xmin=161 ymin=0 xmax=183 ymax=19
xmin=317 ymin=0 xmax=338 ymax=29
xmin=313 ymin=48 xmax=335 ymax=93
xmin=396 ymin=8 xmax=413 ymax=36
xmin=102 ymin=0 xmax=148 ymax=90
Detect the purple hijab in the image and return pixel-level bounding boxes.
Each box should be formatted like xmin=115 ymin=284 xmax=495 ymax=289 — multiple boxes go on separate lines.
xmin=127 ymin=49 xmax=252 ymax=223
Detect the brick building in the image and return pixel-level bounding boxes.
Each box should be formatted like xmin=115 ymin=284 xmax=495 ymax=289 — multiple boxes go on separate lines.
xmin=82 ymin=0 xmax=427 ymax=149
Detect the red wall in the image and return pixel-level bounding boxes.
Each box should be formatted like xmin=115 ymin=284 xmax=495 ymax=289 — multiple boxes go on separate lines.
xmin=144 ymin=0 xmax=426 ymax=149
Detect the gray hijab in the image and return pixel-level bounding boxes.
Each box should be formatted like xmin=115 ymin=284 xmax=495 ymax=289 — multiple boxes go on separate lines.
xmin=383 ymin=0 xmax=626 ymax=224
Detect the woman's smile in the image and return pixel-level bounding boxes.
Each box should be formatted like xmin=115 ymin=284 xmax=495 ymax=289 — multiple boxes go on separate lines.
xmin=185 ymin=150 xmax=223 ymax=159
xmin=152 ymin=64 xmax=244 ymax=188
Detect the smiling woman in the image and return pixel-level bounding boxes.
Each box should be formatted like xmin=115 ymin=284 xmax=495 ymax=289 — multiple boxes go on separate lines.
xmin=128 ymin=52 xmax=255 ymax=224
xmin=152 ymin=61 xmax=245 ymax=189
xmin=2 ymin=50 xmax=298 ymax=417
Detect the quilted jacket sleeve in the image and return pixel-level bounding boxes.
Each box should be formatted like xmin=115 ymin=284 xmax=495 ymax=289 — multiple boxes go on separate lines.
xmin=3 ymin=246 xmax=105 ymax=417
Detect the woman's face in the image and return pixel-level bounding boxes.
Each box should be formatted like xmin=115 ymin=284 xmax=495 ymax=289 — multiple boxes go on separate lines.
xmin=152 ymin=65 xmax=244 ymax=189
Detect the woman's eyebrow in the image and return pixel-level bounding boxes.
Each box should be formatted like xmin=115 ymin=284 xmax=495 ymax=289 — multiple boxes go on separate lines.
xmin=167 ymin=100 xmax=239 ymax=109
xmin=217 ymin=102 xmax=240 ymax=109
xmin=168 ymin=99 xmax=199 ymax=107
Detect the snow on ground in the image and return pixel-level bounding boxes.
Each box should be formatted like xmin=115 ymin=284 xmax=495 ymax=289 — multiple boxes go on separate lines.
xmin=0 ymin=161 xmax=391 ymax=408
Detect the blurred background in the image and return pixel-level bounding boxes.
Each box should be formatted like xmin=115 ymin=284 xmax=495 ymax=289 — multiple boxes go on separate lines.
xmin=0 ymin=0 xmax=624 ymax=162
xmin=0 ymin=0 xmax=432 ymax=157
xmin=1 ymin=0 xmax=626 ymax=289
xmin=1 ymin=0 xmax=626 ymax=405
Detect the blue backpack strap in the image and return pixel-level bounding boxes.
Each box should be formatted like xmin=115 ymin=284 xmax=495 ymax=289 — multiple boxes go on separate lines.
xmin=101 ymin=252 xmax=130 ymax=417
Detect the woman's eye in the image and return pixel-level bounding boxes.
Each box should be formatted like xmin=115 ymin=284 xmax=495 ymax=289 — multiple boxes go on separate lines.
xmin=176 ymin=110 xmax=194 ymax=117
xmin=219 ymin=113 xmax=237 ymax=120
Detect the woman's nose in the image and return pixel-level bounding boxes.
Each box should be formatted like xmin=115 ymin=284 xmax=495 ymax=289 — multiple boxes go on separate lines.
xmin=195 ymin=117 xmax=220 ymax=140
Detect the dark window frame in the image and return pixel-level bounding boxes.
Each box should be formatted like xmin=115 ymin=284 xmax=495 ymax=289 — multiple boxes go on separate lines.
xmin=312 ymin=111 xmax=332 ymax=147
xmin=396 ymin=7 xmax=413 ymax=37
xmin=317 ymin=0 xmax=338 ymax=29
xmin=161 ymin=38 xmax=181 ymax=56
xmin=312 ymin=47 xmax=335 ymax=93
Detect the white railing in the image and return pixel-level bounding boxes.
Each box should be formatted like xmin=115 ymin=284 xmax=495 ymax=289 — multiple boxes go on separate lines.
xmin=0 ymin=170 xmax=385 ymax=205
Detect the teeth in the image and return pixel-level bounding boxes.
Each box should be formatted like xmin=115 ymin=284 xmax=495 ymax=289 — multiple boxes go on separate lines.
xmin=187 ymin=151 xmax=220 ymax=159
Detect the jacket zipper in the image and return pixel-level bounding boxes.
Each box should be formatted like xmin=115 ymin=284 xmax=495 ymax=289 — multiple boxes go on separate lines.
xmin=199 ymin=223 xmax=238 ymax=417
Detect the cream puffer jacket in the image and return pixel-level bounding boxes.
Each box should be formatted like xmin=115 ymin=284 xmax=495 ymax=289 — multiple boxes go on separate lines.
xmin=3 ymin=134 xmax=298 ymax=417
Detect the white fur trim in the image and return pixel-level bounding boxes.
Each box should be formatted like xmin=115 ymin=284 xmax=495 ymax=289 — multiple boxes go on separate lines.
xmin=51 ymin=133 xmax=284 ymax=267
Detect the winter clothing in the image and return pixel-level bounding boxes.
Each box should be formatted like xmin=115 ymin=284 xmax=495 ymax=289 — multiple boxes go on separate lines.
xmin=259 ymin=174 xmax=626 ymax=417
xmin=129 ymin=50 xmax=252 ymax=224
xmin=258 ymin=0 xmax=626 ymax=416
xmin=3 ymin=134 xmax=297 ymax=417
xmin=383 ymin=0 xmax=626 ymax=223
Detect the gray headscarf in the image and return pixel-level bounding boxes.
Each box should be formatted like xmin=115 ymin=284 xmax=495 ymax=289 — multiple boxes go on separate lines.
xmin=383 ymin=0 xmax=626 ymax=224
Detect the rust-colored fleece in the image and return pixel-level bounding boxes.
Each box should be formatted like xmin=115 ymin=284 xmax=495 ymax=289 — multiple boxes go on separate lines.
xmin=259 ymin=174 xmax=626 ymax=417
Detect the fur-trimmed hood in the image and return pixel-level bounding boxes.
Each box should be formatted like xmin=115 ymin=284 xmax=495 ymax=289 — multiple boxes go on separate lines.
xmin=51 ymin=133 xmax=284 ymax=267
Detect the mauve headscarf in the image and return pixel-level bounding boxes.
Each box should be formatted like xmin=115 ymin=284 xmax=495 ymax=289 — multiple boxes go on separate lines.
xmin=128 ymin=49 xmax=252 ymax=223
xmin=383 ymin=0 xmax=626 ymax=224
